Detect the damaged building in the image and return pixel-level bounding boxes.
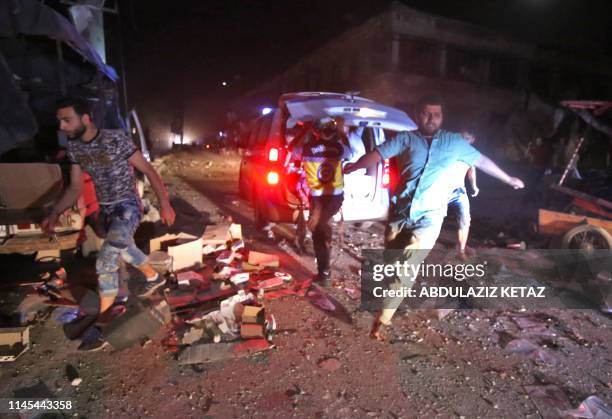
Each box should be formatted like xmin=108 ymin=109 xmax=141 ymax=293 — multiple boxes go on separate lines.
xmin=234 ymin=1 xmax=612 ymax=170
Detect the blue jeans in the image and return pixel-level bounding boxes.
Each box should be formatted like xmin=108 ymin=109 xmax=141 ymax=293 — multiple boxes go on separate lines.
xmin=448 ymin=187 xmax=470 ymax=230
xmin=96 ymin=196 xmax=146 ymax=297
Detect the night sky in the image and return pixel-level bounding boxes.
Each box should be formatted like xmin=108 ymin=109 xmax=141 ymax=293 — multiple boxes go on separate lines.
xmin=107 ymin=0 xmax=612 ymax=141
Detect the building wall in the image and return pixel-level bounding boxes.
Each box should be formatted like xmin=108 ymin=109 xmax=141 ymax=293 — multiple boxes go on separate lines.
xmin=233 ymin=3 xmax=612 ymax=162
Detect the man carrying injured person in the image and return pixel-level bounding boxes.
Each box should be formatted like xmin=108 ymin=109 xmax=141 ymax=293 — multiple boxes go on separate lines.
xmin=42 ymin=97 xmax=175 ymax=349
xmin=344 ymin=95 xmax=525 ymax=341
xmin=291 ymin=117 xmax=352 ymax=287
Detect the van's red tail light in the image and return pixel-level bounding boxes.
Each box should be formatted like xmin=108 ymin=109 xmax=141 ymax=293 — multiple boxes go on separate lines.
xmin=267 ymin=171 xmax=279 ymax=185
xmin=382 ymin=159 xmax=391 ymax=188
xmin=268 ymin=147 xmax=279 ymax=162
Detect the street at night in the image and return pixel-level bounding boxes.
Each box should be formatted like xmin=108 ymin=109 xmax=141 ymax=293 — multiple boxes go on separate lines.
xmin=1 ymin=1 xmax=611 ymax=418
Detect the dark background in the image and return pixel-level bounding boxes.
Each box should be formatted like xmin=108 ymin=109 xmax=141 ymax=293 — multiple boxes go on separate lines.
xmin=101 ymin=0 xmax=612 ymax=140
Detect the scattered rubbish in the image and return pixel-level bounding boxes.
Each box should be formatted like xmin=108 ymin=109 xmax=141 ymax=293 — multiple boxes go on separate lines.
xmin=203 ymin=243 xmax=226 ymax=255
xmin=36 ymin=267 xmax=68 ymax=300
xmin=216 ymin=249 xmax=235 ymax=264
xmin=507 ymin=241 xmax=527 ymax=250
xmin=150 ymin=232 xmax=198 ymax=252
xmin=179 ymin=342 xmax=233 ymax=364
xmin=230 ymin=272 xmax=250 ymax=286
xmin=70 ymin=378 xmax=82 ymax=387
xmin=250 ymin=276 xmax=284 ymax=291
xmin=104 ymin=301 xmax=171 ymax=350
xmin=0 ymin=327 xmax=31 ymax=362
xmin=181 ymin=327 xmax=204 ymax=345
xmin=178 ymin=339 xmax=271 ymax=365
xmin=561 ymin=395 xmax=612 ymax=419
xmin=168 ymin=238 xmax=203 ymax=271
xmin=241 ymin=323 xmax=265 ymax=339
xmin=231 ymin=240 xmax=245 ymax=252
xmin=202 ymin=223 xmax=242 ymax=245
xmin=248 ymin=251 xmax=280 ymax=268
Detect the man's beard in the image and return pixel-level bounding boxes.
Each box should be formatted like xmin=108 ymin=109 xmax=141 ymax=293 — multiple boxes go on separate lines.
xmin=419 ymin=123 xmax=439 ymax=137
xmin=66 ymin=124 xmax=87 ymax=140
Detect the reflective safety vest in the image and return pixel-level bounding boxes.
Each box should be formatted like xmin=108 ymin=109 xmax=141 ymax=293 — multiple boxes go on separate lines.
xmin=298 ymin=139 xmax=351 ymax=197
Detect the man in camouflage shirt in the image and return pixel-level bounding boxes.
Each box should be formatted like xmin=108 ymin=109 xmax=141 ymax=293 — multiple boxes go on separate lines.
xmin=42 ymin=97 xmax=175 ymax=328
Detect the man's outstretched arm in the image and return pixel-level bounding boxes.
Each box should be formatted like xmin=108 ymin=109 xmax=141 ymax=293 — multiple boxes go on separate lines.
xmin=129 ymin=150 xmax=176 ymax=225
xmin=343 ymin=150 xmax=383 ymax=174
xmin=474 ymin=154 xmax=524 ymax=189
xmin=41 ymin=164 xmax=83 ymax=233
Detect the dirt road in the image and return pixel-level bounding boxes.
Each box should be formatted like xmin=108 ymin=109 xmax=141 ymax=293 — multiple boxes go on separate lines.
xmin=0 ymin=150 xmax=610 ymax=418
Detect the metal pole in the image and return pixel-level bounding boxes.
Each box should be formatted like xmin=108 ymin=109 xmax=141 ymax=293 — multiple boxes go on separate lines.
xmin=56 ymin=40 xmax=67 ymax=95
xmin=558 ymin=137 xmax=584 ymax=186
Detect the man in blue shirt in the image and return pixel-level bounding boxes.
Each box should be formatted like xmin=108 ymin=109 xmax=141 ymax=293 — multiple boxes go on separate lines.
xmin=344 ymin=95 xmax=524 ymax=340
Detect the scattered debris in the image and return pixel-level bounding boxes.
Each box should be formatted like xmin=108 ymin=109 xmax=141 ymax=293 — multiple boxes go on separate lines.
xmin=561 ymin=395 xmax=612 ymax=419
xmin=0 ymin=327 xmax=31 ymax=362
xmin=248 ymin=251 xmax=280 ymax=268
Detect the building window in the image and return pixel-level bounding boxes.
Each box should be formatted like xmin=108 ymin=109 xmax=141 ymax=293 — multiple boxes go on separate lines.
xmin=446 ymin=46 xmax=487 ymax=84
xmin=398 ymin=37 xmax=439 ymax=76
xmin=490 ymin=54 xmax=520 ymax=89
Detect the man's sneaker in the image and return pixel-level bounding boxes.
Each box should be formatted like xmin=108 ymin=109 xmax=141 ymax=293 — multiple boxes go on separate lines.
xmin=314 ymin=271 xmax=331 ymax=287
xmin=77 ymin=326 xmax=108 ymax=352
xmin=137 ymin=273 xmax=166 ymax=298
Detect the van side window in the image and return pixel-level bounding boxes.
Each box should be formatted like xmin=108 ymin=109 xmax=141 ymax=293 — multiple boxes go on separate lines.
xmin=248 ymin=120 xmax=261 ymax=148
xmin=256 ymin=116 xmax=272 ymax=147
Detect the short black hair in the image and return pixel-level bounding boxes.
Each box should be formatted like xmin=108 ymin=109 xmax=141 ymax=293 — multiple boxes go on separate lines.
xmin=56 ymin=96 xmax=92 ymax=118
xmin=416 ymin=95 xmax=444 ymax=113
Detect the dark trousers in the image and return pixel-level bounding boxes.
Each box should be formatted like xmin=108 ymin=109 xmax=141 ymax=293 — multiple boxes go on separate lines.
xmin=308 ymin=194 xmax=343 ymax=274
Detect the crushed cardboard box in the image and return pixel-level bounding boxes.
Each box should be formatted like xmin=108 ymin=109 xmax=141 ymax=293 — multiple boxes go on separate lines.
xmin=202 ymin=223 xmax=242 ymax=245
xmin=248 ymin=251 xmax=280 ymax=268
xmin=0 ymin=327 xmax=31 ymax=362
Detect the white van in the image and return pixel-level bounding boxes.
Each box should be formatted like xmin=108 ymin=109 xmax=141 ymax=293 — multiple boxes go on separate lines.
xmin=238 ymin=92 xmax=417 ymax=227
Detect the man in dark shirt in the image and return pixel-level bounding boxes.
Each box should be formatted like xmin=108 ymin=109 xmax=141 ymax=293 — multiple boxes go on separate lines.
xmin=345 ymin=95 xmax=525 ymax=340
xmin=42 ymin=97 xmax=175 ymax=348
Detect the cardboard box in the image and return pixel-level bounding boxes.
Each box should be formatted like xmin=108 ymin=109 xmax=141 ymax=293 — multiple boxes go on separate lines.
xmin=202 ymin=223 xmax=242 ymax=245
xmin=0 ymin=327 xmax=30 ymax=362
xmin=216 ymin=250 xmax=235 ymax=265
xmin=167 ymin=238 xmax=203 ymax=271
xmin=247 ymin=251 xmax=280 ymax=268
xmin=250 ymin=276 xmax=284 ymax=291
xmin=149 ymin=232 xmax=198 ymax=252
xmin=240 ymin=323 xmax=265 ymax=339
xmin=230 ymin=272 xmax=249 ymax=286
xmin=242 ymin=305 xmax=265 ymax=324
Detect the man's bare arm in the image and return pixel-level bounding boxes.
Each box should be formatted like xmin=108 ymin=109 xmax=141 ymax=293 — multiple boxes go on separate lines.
xmin=466 ymin=166 xmax=479 ymax=196
xmin=41 ymin=164 xmax=83 ymax=233
xmin=474 ymin=154 xmax=524 ymax=189
xmin=343 ymin=150 xmax=383 ymax=174
xmin=129 ymin=150 xmax=176 ymax=225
